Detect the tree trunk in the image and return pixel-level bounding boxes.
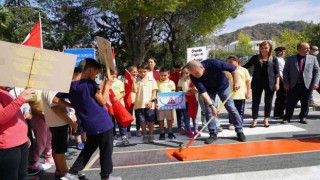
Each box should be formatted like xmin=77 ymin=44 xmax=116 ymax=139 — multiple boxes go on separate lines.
xmin=121 ymin=15 xmax=154 ymax=66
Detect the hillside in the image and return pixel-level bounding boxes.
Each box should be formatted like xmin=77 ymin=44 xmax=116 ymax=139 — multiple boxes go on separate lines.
xmin=214 ymin=21 xmax=310 ymax=46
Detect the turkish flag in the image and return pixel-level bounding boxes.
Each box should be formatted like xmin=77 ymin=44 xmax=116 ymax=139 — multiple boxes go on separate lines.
xmin=124 ymin=70 xmax=133 ymax=110
xmin=22 ymin=20 xmax=42 ymax=48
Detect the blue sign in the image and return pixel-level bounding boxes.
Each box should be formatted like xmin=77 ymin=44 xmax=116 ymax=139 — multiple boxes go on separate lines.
xmin=157 ymin=92 xmax=186 ymax=110
xmin=64 ymin=48 xmax=95 ymax=67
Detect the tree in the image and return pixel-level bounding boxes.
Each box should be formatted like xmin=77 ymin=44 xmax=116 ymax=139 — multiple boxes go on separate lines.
xmin=305 ymin=23 xmax=320 ymax=47
xmin=35 ymin=0 xmax=96 ymax=50
xmin=274 ymin=29 xmax=308 ymax=56
xmin=208 ymin=49 xmax=232 ymax=61
xmin=95 ymin=0 xmax=250 ymax=65
xmin=4 ymin=0 xmax=31 ymax=7
xmin=234 ymin=32 xmax=254 ymax=57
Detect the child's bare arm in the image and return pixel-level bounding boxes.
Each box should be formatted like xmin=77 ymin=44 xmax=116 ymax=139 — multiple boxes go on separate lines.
xmin=53 ymin=97 xmax=73 ymax=108
xmin=95 ymin=77 xmax=115 ymax=105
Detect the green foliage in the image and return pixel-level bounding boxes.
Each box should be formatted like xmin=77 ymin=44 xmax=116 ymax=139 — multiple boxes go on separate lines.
xmin=305 ymin=23 xmax=320 ymax=47
xmin=234 ymin=32 xmax=254 ymax=57
xmin=0 ymin=6 xmax=46 ymax=43
xmin=36 ymin=0 xmax=96 ymax=50
xmin=0 ymin=5 xmax=10 ymax=28
xmin=208 ymin=49 xmax=233 ymax=61
xmin=274 ymin=29 xmax=308 ymax=56
xmin=4 ymin=0 xmax=31 ymax=7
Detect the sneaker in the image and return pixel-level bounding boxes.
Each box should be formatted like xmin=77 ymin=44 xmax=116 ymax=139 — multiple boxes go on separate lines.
xmin=142 ymin=135 xmax=149 ymax=143
xmin=127 ymin=132 xmax=132 ymax=139
xmin=186 ymin=130 xmax=194 ymax=138
xmin=193 ymin=130 xmax=201 ymax=137
xmin=44 ymin=156 xmax=55 ymax=165
xmin=113 ymin=137 xmax=118 ymax=146
xmin=217 ymin=126 xmax=223 ymax=132
xmin=149 ymin=135 xmax=155 ymax=143
xmin=228 ymin=124 xmax=235 ymax=130
xmin=179 ymin=127 xmax=186 ymax=135
xmin=136 ymin=130 xmax=142 ymax=137
xmin=76 ymin=142 xmax=85 ymax=150
xmin=204 ymin=133 xmax=217 ymax=144
xmin=121 ymin=136 xmax=129 ymax=145
xmin=41 ymin=163 xmax=52 ymax=171
xmin=60 ymin=173 xmax=79 ymax=180
xmin=168 ymin=132 xmax=176 ymax=139
xmin=107 ymin=176 xmax=123 ymax=180
xmin=29 ymin=162 xmax=51 ymax=171
xmin=28 ymin=168 xmax=40 ymax=176
xmin=237 ymin=132 xmax=246 ymax=142
xmin=159 ymin=133 xmax=166 ymax=140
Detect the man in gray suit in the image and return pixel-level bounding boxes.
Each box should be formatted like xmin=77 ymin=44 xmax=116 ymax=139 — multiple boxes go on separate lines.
xmin=282 ymin=42 xmax=320 ymax=124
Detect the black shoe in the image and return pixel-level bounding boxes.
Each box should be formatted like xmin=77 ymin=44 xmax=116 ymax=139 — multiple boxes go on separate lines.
xmin=168 ymin=132 xmax=176 ymax=139
xmin=281 ymin=119 xmax=290 ymax=124
xmin=249 ymin=125 xmax=256 ymax=128
xmin=237 ymin=132 xmax=246 ymax=142
xmin=159 ymin=133 xmax=165 ymax=140
xmin=204 ymin=133 xmax=217 ymax=144
xmin=300 ymin=118 xmax=308 ymax=124
xmin=28 ymin=168 xmax=40 ymax=176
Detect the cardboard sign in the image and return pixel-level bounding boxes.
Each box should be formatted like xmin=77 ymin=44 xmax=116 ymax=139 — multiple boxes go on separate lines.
xmin=187 ymin=46 xmax=207 ymax=62
xmin=64 ymin=48 xmax=95 ymax=67
xmin=157 ymin=92 xmax=186 ymax=110
xmin=0 ymin=40 xmax=76 ymax=92
xmin=96 ymin=36 xmax=116 ymax=70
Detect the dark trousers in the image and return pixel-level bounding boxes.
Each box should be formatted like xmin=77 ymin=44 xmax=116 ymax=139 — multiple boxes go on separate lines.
xmin=285 ymin=83 xmax=312 ymax=120
xmin=274 ymin=80 xmax=287 ymax=117
xmin=0 ymin=142 xmax=28 ymax=180
xmin=69 ymin=129 xmax=113 ymax=179
xmin=229 ymin=99 xmax=245 ymax=124
xmin=176 ymin=109 xmax=184 ymax=128
xmin=252 ymin=83 xmax=275 ymax=119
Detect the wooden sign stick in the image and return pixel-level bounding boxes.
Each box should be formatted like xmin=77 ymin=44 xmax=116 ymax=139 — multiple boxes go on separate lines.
xmin=26 ymin=51 xmax=40 ymax=88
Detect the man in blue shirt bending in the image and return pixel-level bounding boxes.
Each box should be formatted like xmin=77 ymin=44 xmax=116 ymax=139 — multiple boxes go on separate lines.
xmin=187 ymin=59 xmax=246 ymax=144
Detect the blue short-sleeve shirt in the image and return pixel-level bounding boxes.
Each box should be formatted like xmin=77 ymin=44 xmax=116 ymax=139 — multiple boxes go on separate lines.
xmin=56 ymin=79 xmax=113 ymax=135
xmin=190 ymin=59 xmax=236 ymax=94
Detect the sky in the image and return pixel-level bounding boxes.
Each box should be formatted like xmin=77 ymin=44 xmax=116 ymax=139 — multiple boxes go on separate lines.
xmin=217 ymin=0 xmax=320 ymax=34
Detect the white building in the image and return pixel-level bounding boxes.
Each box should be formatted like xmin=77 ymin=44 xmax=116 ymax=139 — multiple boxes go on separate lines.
xmin=222 ymin=40 xmax=276 ymax=53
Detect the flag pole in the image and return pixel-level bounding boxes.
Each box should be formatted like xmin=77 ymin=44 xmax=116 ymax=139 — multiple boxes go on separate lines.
xmin=38 ymin=12 xmax=43 ymax=49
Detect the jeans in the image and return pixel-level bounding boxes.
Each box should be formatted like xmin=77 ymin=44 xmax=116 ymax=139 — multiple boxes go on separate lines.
xmin=112 ymin=116 xmax=127 ymax=137
xmin=206 ymin=87 xmax=243 ymax=134
xmin=229 ymin=99 xmax=245 ymax=124
xmin=175 ymin=109 xmax=184 ymax=128
xmin=198 ymin=93 xmax=221 ymax=127
xmin=181 ymin=103 xmax=191 ymax=131
xmin=0 ymin=142 xmax=28 ymax=180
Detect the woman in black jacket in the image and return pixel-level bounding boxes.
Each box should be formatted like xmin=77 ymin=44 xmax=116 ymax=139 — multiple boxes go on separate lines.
xmin=243 ymin=41 xmax=280 ymax=127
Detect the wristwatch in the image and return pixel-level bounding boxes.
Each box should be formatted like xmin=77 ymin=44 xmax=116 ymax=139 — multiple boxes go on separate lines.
xmin=208 ymin=104 xmax=214 ymax=108
xmin=150 ymin=99 xmax=156 ymax=102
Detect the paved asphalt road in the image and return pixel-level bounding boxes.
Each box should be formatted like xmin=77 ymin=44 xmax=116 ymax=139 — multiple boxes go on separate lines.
xmin=37 ymin=92 xmax=320 ymax=180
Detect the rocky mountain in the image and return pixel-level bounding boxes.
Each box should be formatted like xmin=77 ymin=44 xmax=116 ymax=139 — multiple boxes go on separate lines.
xmin=214 ymin=21 xmax=310 ymax=46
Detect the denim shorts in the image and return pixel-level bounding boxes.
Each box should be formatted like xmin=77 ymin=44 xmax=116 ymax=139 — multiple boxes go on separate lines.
xmin=135 ymin=108 xmax=155 ymax=123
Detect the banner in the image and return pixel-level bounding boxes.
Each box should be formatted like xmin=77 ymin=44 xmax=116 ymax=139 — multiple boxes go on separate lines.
xmin=157 ymin=92 xmax=186 ymax=110
xmin=187 ymin=46 xmax=207 ymax=62
xmin=96 ymin=36 xmax=116 ymax=71
xmin=64 ymin=48 xmax=95 ymax=67
xmin=0 ymin=40 xmax=76 ymax=92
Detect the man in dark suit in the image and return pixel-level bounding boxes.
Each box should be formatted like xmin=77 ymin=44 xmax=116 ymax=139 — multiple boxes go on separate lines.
xmin=282 ymin=42 xmax=320 ymax=124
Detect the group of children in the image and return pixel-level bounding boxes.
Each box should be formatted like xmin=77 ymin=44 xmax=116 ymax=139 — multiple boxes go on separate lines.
xmin=0 ymin=55 xmax=250 ymax=180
